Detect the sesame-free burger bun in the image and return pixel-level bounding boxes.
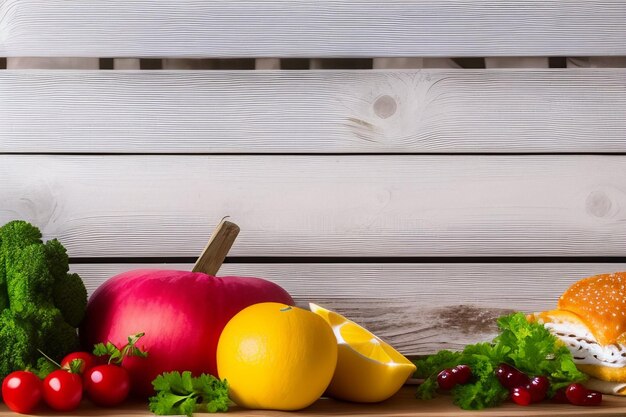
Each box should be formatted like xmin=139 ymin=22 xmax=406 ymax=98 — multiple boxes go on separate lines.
xmin=530 ymin=272 xmax=626 ymax=395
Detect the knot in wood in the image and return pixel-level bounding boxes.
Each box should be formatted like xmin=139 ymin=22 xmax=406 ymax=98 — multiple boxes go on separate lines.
xmin=373 ymin=95 xmax=397 ymax=119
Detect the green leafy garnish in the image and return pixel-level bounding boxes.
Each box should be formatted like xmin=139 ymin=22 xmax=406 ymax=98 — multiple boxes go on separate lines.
xmin=93 ymin=332 xmax=148 ymax=365
xmin=148 ymin=371 xmax=230 ymax=416
xmin=29 ymin=356 xmax=59 ymax=379
xmin=414 ymin=312 xmax=586 ymax=410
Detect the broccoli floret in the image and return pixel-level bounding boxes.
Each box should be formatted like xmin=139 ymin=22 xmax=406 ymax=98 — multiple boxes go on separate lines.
xmin=0 ymin=220 xmax=88 ymax=379
xmin=53 ymin=273 xmax=88 ymax=327
xmin=0 ymin=310 xmax=36 ymax=374
xmin=37 ymin=307 xmax=81 ymax=360
xmin=44 ymin=238 xmax=86 ymax=326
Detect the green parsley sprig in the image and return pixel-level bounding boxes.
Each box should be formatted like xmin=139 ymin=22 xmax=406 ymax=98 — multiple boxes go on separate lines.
xmin=93 ymin=332 xmax=148 ymax=364
xmin=149 ymin=371 xmax=230 ymax=416
xmin=414 ymin=312 xmax=586 ymax=410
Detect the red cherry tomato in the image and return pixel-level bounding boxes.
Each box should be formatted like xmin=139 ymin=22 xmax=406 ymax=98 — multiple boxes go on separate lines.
xmin=61 ymin=352 xmax=100 ymax=375
xmin=42 ymin=370 xmax=83 ymax=411
xmin=1 ymin=371 xmax=43 ymax=414
xmin=84 ymin=365 xmax=130 ymax=407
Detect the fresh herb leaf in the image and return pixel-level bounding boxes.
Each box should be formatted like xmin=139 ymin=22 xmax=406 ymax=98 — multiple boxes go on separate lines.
xmin=452 ymin=374 xmax=508 ymax=410
xmin=93 ymin=332 xmax=148 ymax=365
xmin=415 ymin=376 xmax=437 ymax=400
xmin=149 ymin=371 xmax=229 ymax=416
xmin=414 ymin=350 xmax=461 ymax=379
xmin=93 ymin=341 xmax=120 ymax=361
xmin=413 ymin=312 xmax=586 ymax=410
xmin=29 ymin=356 xmax=58 ymax=379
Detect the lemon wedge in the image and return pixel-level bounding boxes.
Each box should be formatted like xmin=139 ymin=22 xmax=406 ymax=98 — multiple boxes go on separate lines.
xmin=309 ymin=303 xmax=416 ymax=403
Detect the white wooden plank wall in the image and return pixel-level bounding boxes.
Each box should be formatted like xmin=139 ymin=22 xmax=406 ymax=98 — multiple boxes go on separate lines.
xmin=2 ymin=1 xmax=626 ymax=57
xmin=69 ymin=263 xmax=626 ymax=355
xmin=2 ymin=155 xmax=626 ymax=257
xmin=5 ymin=70 xmax=626 ymax=153
xmin=2 ymin=0 xmax=626 ymax=356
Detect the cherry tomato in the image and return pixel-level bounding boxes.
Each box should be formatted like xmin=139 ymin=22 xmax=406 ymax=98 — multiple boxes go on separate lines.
xmin=42 ymin=370 xmax=83 ymax=411
xmin=61 ymin=352 xmax=99 ymax=375
xmin=1 ymin=371 xmax=43 ymax=414
xmin=84 ymin=365 xmax=130 ymax=407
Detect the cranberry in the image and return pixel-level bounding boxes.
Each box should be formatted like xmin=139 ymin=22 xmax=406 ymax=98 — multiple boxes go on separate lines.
xmin=584 ymin=391 xmax=602 ymax=406
xmin=495 ymin=363 xmax=513 ymax=383
xmin=451 ymin=365 xmax=472 ymax=385
xmin=511 ymin=386 xmax=532 ymax=406
xmin=565 ymin=383 xmax=588 ymax=406
xmin=495 ymin=363 xmax=529 ymax=389
xmin=437 ymin=369 xmax=456 ymax=390
xmin=528 ymin=376 xmax=549 ymax=402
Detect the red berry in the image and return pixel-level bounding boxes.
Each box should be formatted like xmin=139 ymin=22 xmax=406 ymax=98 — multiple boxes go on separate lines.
xmin=495 ymin=363 xmax=529 ymax=389
xmin=584 ymin=391 xmax=602 ymax=406
xmin=451 ymin=365 xmax=472 ymax=385
xmin=437 ymin=369 xmax=456 ymax=390
xmin=528 ymin=376 xmax=549 ymax=402
xmin=495 ymin=363 xmax=514 ymax=384
xmin=565 ymin=383 xmax=588 ymax=406
xmin=511 ymin=386 xmax=532 ymax=406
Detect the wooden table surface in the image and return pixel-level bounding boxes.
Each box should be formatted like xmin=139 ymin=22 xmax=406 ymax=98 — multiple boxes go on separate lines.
xmin=3 ymin=387 xmax=626 ymax=417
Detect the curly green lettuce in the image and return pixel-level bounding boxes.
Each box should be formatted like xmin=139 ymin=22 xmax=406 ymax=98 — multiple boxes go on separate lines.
xmin=414 ymin=312 xmax=586 ymax=410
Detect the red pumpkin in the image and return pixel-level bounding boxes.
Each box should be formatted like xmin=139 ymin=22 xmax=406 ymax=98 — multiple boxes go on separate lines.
xmin=80 ymin=269 xmax=294 ymax=398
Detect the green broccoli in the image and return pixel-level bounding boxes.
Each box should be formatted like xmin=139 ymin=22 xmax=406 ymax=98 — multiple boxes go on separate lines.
xmin=0 ymin=220 xmax=88 ymax=379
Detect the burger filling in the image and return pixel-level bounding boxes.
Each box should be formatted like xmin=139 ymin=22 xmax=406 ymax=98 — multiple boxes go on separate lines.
xmin=542 ymin=320 xmax=626 ymax=368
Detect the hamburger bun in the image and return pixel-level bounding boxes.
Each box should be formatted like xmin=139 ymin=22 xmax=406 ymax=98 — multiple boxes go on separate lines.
xmin=530 ymin=272 xmax=626 ymax=395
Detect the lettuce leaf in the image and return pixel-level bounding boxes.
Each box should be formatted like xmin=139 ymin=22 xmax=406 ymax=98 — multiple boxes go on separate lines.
xmin=414 ymin=312 xmax=586 ymax=410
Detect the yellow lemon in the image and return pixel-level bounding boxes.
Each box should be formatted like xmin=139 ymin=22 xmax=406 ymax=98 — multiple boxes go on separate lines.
xmin=309 ymin=303 xmax=416 ymax=403
xmin=216 ymin=302 xmax=337 ymax=410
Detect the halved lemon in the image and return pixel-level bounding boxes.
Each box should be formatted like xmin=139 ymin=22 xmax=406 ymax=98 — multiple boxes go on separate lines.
xmin=309 ymin=303 xmax=416 ymax=403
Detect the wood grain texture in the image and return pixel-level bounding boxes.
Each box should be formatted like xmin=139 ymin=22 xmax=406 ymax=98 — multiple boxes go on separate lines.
xmin=3 ymin=70 xmax=626 ymax=153
xmin=2 ymin=1 xmax=626 ymax=57
xmin=3 ymin=387 xmax=626 ymax=416
xmin=2 ymin=155 xmax=626 ymax=258
xmin=69 ymin=263 xmax=626 ymax=355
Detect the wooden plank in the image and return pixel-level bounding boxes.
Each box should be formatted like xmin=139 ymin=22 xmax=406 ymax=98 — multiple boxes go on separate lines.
xmin=113 ymin=59 xmax=140 ymax=70
xmin=255 ymin=58 xmax=281 ymax=70
xmin=485 ymin=57 xmax=549 ymax=68
xmin=70 ymin=263 xmax=626 ymax=355
xmin=2 ymin=1 xmax=626 ymax=57
xmin=373 ymin=58 xmax=460 ymax=69
xmin=3 ymin=387 xmax=626 ymax=416
xmin=6 ymin=57 xmax=99 ymax=69
xmin=2 ymin=155 xmax=626 ymax=258
xmin=568 ymin=57 xmax=626 ymax=68
xmin=3 ymin=70 xmax=626 ymax=153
